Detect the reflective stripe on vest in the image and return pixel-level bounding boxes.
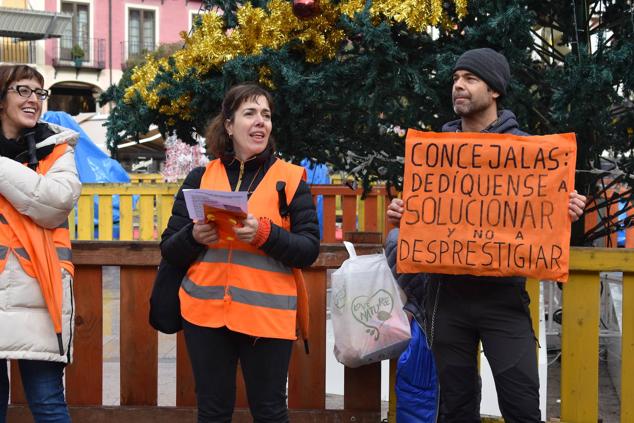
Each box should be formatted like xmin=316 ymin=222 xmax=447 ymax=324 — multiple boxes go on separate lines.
xmin=11 ymin=246 xmax=71 ymax=262
xmin=230 ymin=285 xmax=297 ymax=310
xmin=200 ymin=248 xmax=292 ymax=275
xmin=56 ymin=247 xmax=72 ymax=261
xmin=181 ymin=277 xmax=225 ymax=300
xmin=14 ymin=247 xmax=29 ymax=260
xmin=182 ymin=277 xmax=297 ymax=310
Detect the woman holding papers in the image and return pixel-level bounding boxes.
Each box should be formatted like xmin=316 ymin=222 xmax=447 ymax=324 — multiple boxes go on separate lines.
xmin=160 ymin=83 xmax=320 ymax=422
xmin=0 ymin=65 xmax=81 ymax=423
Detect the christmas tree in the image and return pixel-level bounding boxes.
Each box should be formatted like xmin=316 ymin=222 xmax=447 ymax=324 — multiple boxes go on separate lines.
xmin=103 ymin=0 xmax=634 ymax=243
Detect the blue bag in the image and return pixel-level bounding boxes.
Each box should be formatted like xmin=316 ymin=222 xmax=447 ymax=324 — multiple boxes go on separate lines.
xmin=395 ymin=319 xmax=439 ymax=423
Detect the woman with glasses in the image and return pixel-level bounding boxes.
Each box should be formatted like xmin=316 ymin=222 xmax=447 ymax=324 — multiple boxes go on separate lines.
xmin=0 ymin=64 xmax=81 ymax=423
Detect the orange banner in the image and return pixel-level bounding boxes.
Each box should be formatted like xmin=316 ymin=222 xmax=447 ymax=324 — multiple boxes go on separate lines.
xmin=397 ymin=130 xmax=577 ymax=282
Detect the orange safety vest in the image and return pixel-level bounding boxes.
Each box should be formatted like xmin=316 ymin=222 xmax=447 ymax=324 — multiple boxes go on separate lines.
xmin=0 ymin=143 xmax=73 ymax=353
xmin=180 ymin=158 xmax=310 ymax=341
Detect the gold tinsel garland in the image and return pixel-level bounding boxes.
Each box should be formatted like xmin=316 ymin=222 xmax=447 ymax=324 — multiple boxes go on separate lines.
xmin=125 ymin=0 xmax=468 ymax=118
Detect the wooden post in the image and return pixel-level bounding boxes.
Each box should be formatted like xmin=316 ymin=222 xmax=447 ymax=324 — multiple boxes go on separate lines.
xmin=344 ymin=231 xmax=383 ymax=245
xmin=176 ymin=332 xmax=196 ymax=406
xmin=66 ymin=265 xmax=103 ymax=405
xmin=288 ymin=269 xmax=327 ymax=409
xmin=560 ymin=271 xmax=599 ymax=422
xmin=622 ymin=271 xmax=634 ymax=422
xmin=120 ymin=266 xmax=158 ymax=405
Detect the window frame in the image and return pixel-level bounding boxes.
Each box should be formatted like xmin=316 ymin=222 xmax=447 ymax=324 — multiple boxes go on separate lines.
xmin=60 ymin=0 xmax=91 ymax=62
xmin=125 ymin=4 xmax=160 ymax=60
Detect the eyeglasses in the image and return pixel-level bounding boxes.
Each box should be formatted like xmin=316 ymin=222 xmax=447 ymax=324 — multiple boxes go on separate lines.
xmin=7 ymin=85 xmax=49 ymax=101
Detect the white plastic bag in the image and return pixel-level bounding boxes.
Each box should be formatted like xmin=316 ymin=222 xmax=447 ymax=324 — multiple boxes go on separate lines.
xmin=331 ymin=242 xmax=411 ymax=368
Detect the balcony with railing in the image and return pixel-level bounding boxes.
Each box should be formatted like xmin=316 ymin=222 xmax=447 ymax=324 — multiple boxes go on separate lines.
xmin=51 ymin=36 xmax=105 ymax=70
xmin=0 ymin=37 xmax=37 ymax=64
xmin=121 ymin=40 xmax=157 ymax=70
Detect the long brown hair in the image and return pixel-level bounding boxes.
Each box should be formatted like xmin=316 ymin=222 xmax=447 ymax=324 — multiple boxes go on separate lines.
xmin=204 ymin=83 xmax=275 ymax=158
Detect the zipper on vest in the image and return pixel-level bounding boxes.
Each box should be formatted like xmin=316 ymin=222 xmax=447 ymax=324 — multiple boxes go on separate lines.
xmin=235 ymin=161 xmax=245 ymax=191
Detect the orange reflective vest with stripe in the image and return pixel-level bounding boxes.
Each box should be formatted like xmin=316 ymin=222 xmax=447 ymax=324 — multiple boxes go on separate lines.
xmin=180 ymin=158 xmax=309 ymax=341
xmin=0 ymin=143 xmax=73 ymax=354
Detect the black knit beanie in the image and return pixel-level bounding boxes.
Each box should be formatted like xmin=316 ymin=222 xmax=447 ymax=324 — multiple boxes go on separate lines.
xmin=453 ymin=48 xmax=510 ymax=96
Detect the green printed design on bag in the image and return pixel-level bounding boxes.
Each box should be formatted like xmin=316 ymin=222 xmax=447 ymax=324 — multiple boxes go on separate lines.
xmin=351 ymin=289 xmax=394 ymax=341
xmin=333 ymin=288 xmax=346 ymax=311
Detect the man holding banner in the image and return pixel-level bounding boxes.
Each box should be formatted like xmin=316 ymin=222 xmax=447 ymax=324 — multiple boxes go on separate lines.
xmin=387 ymin=48 xmax=587 ymax=422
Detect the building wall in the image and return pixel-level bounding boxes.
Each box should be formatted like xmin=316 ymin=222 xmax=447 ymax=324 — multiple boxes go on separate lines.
xmin=1 ymin=0 xmax=27 ymax=7
xmin=1 ymin=0 xmax=202 ymax=113
xmin=56 ymin=0 xmax=202 ymax=72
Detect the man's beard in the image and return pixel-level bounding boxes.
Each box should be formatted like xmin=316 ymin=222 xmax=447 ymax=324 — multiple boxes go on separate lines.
xmin=453 ymin=96 xmax=487 ymax=117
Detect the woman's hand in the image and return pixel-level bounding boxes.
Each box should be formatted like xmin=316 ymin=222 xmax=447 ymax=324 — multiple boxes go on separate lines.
xmin=234 ymin=214 xmax=259 ymax=243
xmin=569 ymin=191 xmax=587 ymax=222
xmin=192 ymin=220 xmax=219 ymax=245
xmin=387 ymin=198 xmax=404 ymax=227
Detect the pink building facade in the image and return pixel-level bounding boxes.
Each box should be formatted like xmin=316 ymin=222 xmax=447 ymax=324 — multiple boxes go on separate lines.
xmin=0 ymin=0 xmax=203 ymax=115
xmin=43 ymin=0 xmax=203 ymax=71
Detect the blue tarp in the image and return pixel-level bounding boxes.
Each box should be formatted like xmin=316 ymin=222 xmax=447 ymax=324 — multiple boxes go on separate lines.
xmin=42 ymin=112 xmax=131 ymax=237
xmin=617 ymin=201 xmax=626 ymax=247
xmin=301 ymin=159 xmax=330 ymax=240
xmin=42 ymin=111 xmax=130 ymax=183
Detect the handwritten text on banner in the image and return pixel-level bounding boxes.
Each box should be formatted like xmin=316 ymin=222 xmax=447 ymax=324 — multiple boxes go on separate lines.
xmin=397 ymin=130 xmax=577 ymax=282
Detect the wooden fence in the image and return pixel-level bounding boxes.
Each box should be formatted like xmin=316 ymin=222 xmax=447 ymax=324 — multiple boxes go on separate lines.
xmin=5 ymin=243 xmax=634 ymax=423
xmin=7 ymin=182 xmax=634 ymax=421
xmin=7 ymin=241 xmax=386 ymax=422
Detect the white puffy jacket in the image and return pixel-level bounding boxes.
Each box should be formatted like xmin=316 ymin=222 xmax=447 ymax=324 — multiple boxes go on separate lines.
xmin=0 ymin=122 xmax=81 ymax=363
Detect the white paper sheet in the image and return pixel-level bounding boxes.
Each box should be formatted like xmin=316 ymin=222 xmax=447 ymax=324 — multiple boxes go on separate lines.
xmin=183 ymin=189 xmax=248 ymax=221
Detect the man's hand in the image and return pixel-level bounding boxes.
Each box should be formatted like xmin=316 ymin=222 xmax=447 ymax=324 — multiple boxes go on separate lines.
xmin=234 ymin=214 xmax=259 ymax=243
xmin=387 ymin=198 xmax=404 ymax=227
xmin=192 ymin=220 xmax=219 ymax=245
xmin=569 ymin=191 xmax=587 ymax=222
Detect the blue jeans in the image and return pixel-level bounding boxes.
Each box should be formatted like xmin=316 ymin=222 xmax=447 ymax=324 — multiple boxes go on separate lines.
xmin=0 ymin=359 xmax=71 ymax=423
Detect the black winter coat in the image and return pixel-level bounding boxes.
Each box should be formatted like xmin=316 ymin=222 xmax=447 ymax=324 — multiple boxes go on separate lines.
xmin=160 ymin=148 xmax=320 ymax=270
xmin=385 ymin=228 xmax=426 ymax=325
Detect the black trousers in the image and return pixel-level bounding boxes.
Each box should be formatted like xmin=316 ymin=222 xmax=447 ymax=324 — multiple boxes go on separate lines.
xmin=425 ymin=280 xmax=541 ymax=423
xmin=182 ymin=320 xmax=293 ymax=423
